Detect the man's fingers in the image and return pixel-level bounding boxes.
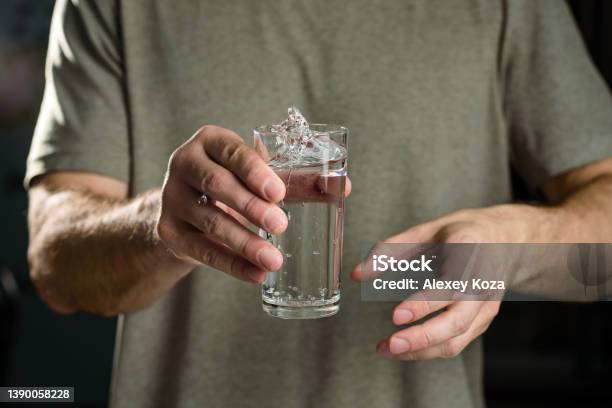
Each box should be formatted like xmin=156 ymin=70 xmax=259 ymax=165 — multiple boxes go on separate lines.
xmin=201 ymin=126 xmax=286 ymax=202
xmin=159 ymin=219 xmax=267 ymax=284
xmin=388 ymin=301 xmax=483 ymax=354
xmin=180 ymin=189 xmax=283 ymax=271
xmin=165 ymin=180 xmax=283 ymax=271
xmin=344 ymin=177 xmax=352 ymax=197
xmin=385 ymin=302 xmax=496 ymax=361
xmin=392 ymin=297 xmax=453 ymax=325
xmin=377 ymin=331 xmax=470 ymax=360
xmin=158 ymin=220 xmax=267 ymax=284
xmin=178 ymin=152 xmax=287 ymax=234
xmin=216 ymin=202 xmax=251 ymax=228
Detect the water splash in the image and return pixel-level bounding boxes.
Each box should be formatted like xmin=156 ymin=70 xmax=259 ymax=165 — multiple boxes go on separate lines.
xmin=267 ymin=106 xmax=346 ymax=169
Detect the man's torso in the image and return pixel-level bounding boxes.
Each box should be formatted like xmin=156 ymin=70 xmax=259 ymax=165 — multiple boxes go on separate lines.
xmin=111 ymin=1 xmax=509 ymax=407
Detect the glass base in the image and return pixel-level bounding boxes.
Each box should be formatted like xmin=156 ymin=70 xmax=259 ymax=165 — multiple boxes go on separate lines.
xmin=262 ymin=300 xmax=340 ymax=319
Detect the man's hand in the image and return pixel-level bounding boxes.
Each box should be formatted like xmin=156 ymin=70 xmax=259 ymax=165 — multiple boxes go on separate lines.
xmin=351 ymin=206 xmax=528 ymax=360
xmin=28 ymin=125 xmax=292 ymax=315
xmin=376 ymin=298 xmax=500 ymax=360
xmin=157 ymin=125 xmax=289 ymax=284
xmin=351 ymin=157 xmax=612 ymax=360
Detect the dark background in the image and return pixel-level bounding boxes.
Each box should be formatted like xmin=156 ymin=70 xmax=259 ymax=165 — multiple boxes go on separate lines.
xmin=0 ymin=1 xmax=610 ymax=407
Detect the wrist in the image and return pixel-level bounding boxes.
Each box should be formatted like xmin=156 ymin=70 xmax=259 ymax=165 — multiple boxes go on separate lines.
xmin=138 ymin=189 xmax=197 ymax=272
xmin=495 ymin=203 xmax=568 ymax=243
xmin=527 ymin=205 xmax=568 ymax=243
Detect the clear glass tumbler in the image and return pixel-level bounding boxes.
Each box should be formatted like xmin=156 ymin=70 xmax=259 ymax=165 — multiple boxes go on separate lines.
xmin=253 ymin=124 xmax=348 ymax=319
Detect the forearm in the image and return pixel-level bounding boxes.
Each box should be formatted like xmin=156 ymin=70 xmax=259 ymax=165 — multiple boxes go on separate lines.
xmin=28 ymin=186 xmax=192 ymax=316
xmin=511 ymin=174 xmax=612 ymax=299
xmin=552 ymin=173 xmax=612 ymax=242
xmin=504 ymin=174 xmax=612 ymax=243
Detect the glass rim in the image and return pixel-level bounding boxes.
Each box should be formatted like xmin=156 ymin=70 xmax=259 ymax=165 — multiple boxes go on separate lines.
xmin=254 ymin=123 xmax=349 ymax=137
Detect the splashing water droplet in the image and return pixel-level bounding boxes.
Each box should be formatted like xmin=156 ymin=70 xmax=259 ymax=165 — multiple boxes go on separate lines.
xmin=266 ymin=106 xmax=346 ymax=169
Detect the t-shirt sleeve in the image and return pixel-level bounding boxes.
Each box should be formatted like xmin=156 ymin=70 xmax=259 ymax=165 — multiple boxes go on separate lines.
xmin=503 ymin=0 xmax=612 ymax=191
xmin=25 ymin=0 xmax=129 ymax=188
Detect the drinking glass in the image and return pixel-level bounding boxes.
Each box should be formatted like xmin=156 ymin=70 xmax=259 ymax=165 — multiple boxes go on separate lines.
xmin=253 ymin=124 xmax=348 ymax=319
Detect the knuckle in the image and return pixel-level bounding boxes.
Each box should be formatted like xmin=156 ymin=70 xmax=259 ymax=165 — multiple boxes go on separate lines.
xmin=201 ymin=170 xmax=226 ymax=192
xmin=453 ymin=208 xmax=475 ymax=219
xmin=199 ymin=248 xmax=218 ymax=266
xmin=441 ymin=340 xmax=462 ymax=358
xmin=240 ymin=149 xmax=261 ymax=171
xmin=233 ymin=144 xmax=258 ymax=170
xmin=198 ymin=124 xmax=212 ymax=134
xmin=228 ymin=256 xmax=243 ymax=278
xmin=443 ymin=229 xmax=478 ymax=243
xmin=236 ymin=235 xmax=251 ymax=257
xmin=489 ymin=204 xmax=512 ymax=218
xmin=452 ymin=315 xmax=471 ymax=334
xmin=413 ymin=300 xmax=431 ymax=317
xmin=399 ymin=352 xmax=417 ymax=361
xmin=223 ymin=141 xmax=248 ymax=164
xmin=421 ymin=328 xmax=434 ymax=348
xmin=200 ymin=211 xmax=224 ymax=237
xmin=197 ymin=124 xmax=216 ymax=139
xmin=242 ymin=195 xmax=261 ymax=217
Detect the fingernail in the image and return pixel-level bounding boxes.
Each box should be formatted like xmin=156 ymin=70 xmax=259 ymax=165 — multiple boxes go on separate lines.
xmin=389 ymin=337 xmax=411 ymax=354
xmin=394 ymin=308 xmax=414 ymax=325
xmin=376 ymin=341 xmax=394 ymax=358
xmin=264 ymin=206 xmax=287 ymax=233
xmin=247 ymin=268 xmax=265 ymax=284
xmin=262 ymin=178 xmax=284 ymax=202
xmin=257 ymin=248 xmax=283 ymax=271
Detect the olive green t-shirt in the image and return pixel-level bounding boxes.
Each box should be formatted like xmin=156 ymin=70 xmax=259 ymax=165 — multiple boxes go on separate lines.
xmin=26 ymin=1 xmax=612 ymax=407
